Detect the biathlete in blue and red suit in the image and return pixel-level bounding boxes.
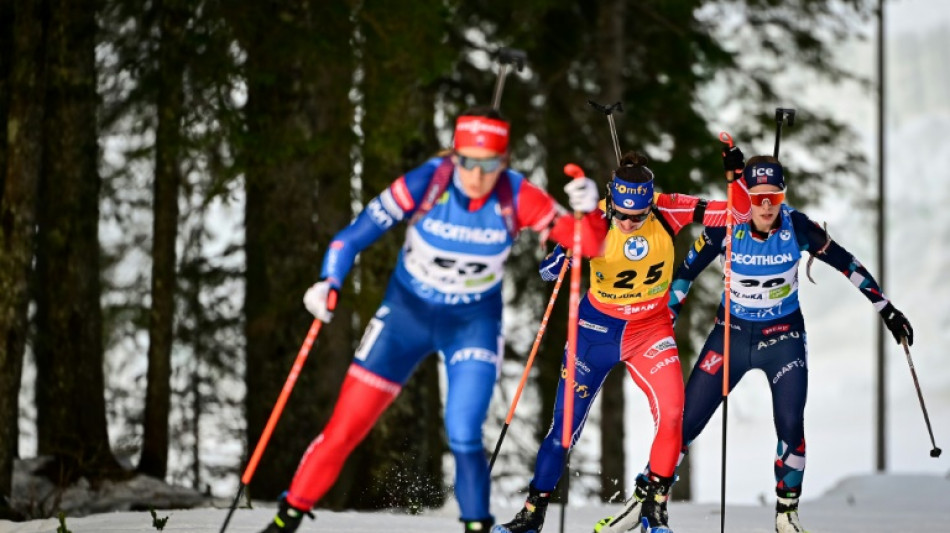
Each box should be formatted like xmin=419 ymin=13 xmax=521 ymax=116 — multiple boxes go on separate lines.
xmin=640 ymin=152 xmax=912 ymax=533
xmin=494 ymin=149 xmax=752 ymax=533
xmin=260 ymin=106 xmax=608 ymax=533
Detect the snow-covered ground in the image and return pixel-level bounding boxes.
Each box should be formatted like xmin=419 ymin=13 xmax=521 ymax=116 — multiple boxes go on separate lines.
xmin=2 ymin=473 xmax=948 ymax=532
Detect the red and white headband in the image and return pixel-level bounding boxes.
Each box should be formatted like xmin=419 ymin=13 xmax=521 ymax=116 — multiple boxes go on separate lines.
xmin=453 ymin=116 xmax=510 ymax=153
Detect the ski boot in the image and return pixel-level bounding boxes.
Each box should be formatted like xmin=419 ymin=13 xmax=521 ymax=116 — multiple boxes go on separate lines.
xmin=775 ymin=496 xmax=805 ymax=533
xmin=464 ymin=518 xmax=495 ymax=531
xmin=491 ymin=486 xmax=551 ymax=533
xmin=260 ymin=495 xmax=314 ymax=533
xmin=638 ymin=473 xmax=674 ymax=533
xmin=593 ymin=473 xmax=650 ymax=532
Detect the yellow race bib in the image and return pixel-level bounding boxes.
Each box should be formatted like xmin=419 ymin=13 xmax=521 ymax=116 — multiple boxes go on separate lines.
xmin=589 ymin=199 xmax=674 ymax=308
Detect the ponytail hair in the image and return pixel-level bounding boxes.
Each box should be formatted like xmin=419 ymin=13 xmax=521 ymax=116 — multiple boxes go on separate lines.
xmin=614 ymin=151 xmax=654 ymax=183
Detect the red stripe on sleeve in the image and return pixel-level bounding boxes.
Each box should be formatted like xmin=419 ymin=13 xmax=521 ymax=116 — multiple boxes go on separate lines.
xmin=390 ymin=175 xmax=415 ymax=212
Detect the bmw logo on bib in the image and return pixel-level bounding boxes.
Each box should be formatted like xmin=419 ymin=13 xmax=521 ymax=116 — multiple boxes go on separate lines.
xmin=623 ymin=236 xmax=649 ymax=261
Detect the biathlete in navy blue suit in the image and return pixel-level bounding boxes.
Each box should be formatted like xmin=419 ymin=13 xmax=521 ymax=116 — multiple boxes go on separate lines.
xmin=597 ymin=151 xmax=913 ymax=533
xmin=260 ymin=106 xmax=608 ymax=533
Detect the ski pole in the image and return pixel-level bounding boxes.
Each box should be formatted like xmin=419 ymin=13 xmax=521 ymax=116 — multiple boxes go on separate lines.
xmin=219 ymin=292 xmax=337 ymax=533
xmin=560 ymin=163 xmax=586 ymax=520
xmin=489 ymin=252 xmax=569 ymax=472
xmin=588 ymin=100 xmax=624 ymax=166
xmin=718 ymin=131 xmax=737 ymax=533
xmin=559 ymin=450 xmax=571 ymax=533
xmin=773 ymin=108 xmax=796 ymax=158
xmin=900 ymin=338 xmax=943 ymax=458
xmin=491 ymin=47 xmax=527 ymax=111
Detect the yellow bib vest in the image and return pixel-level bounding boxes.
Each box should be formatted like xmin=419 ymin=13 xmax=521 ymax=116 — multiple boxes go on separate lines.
xmin=589 ymin=196 xmax=674 ymax=319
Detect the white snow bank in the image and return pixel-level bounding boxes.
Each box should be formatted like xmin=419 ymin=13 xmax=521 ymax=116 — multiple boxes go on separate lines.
xmin=2 ymin=473 xmax=948 ymax=532
xmin=7 ymin=457 xmax=207 ymax=520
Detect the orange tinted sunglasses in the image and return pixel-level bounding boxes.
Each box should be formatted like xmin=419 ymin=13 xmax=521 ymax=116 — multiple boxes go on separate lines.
xmin=750 ymin=191 xmax=785 ymax=206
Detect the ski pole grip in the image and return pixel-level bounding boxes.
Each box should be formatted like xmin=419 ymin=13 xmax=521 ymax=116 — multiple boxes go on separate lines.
xmin=776 ymin=107 xmax=797 ymax=127
xmin=719 ymin=131 xmax=734 ymax=148
xmin=498 ymin=47 xmax=528 ymax=71
xmin=563 ymin=163 xmax=585 ymax=179
xmin=588 ymin=99 xmax=623 ymax=116
xmin=563 ymin=164 xmax=586 ymax=222
xmin=720 ymin=131 xmax=735 ymax=182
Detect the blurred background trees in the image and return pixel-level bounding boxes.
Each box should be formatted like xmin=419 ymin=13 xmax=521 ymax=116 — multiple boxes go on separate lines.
xmin=0 ymin=0 xmax=871 ymax=518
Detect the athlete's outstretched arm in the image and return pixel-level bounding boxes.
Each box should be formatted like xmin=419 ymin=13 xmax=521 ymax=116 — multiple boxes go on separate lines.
xmin=653 ymin=179 xmax=752 ymax=236
xmin=320 ymin=159 xmax=437 ymax=288
xmin=790 ymin=209 xmax=913 ymax=344
xmin=516 ymin=179 xmax=608 ymax=258
xmin=701 ymin=177 xmax=752 ymax=225
xmin=790 ymin=210 xmax=890 ymax=307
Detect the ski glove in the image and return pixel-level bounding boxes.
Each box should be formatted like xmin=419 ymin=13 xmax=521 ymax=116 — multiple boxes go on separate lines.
xmin=303 ymin=279 xmax=338 ymax=323
xmin=722 ymin=145 xmax=745 ymax=182
xmin=564 ymin=176 xmax=600 ymax=213
xmin=880 ymin=302 xmax=913 ymax=345
xmin=539 ymin=245 xmax=568 ymax=282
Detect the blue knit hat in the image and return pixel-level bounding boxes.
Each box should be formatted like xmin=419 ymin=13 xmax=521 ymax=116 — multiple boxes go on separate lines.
xmin=743 ymin=162 xmax=785 ymax=190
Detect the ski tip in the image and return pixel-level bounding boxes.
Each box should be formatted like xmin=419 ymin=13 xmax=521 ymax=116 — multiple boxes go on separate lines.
xmin=593 ymin=516 xmax=613 ymax=533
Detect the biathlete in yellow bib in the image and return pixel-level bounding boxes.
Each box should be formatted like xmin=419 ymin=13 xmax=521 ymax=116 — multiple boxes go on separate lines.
xmin=494 ymin=149 xmax=751 ymax=533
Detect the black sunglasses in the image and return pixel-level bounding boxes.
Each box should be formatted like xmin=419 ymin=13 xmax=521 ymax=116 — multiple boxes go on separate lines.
xmin=612 ymin=207 xmax=651 ymax=222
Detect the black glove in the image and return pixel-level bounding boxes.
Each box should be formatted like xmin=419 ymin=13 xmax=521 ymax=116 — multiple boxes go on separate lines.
xmin=722 ymin=145 xmax=744 ymax=182
xmin=880 ymin=302 xmax=913 ymax=346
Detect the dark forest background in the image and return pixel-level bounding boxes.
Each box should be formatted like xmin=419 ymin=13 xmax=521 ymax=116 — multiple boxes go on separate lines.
xmin=0 ymin=0 xmax=872 ymax=519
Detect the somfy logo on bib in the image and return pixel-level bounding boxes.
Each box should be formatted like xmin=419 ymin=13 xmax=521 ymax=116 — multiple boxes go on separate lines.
xmin=623 ymin=236 xmax=650 ymax=261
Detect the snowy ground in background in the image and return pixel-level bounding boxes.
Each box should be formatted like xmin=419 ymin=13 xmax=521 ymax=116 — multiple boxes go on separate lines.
xmin=2 ymin=474 xmax=948 ymax=532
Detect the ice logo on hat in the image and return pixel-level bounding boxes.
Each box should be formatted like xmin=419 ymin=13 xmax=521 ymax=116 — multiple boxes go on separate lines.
xmin=623 ymin=236 xmax=650 ymax=261
xmin=745 ymin=162 xmax=785 ymax=189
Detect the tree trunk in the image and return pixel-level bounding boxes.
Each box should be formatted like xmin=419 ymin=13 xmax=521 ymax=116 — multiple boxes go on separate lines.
xmin=138 ymin=0 xmax=188 ymax=481
xmin=0 ymin=0 xmax=10 ymax=206
xmin=0 ymin=0 xmax=44 ymax=501
xmin=238 ymin=0 xmax=356 ymax=500
xmin=34 ymin=0 xmax=120 ymax=483
xmin=595 ymin=0 xmax=628 ymax=503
